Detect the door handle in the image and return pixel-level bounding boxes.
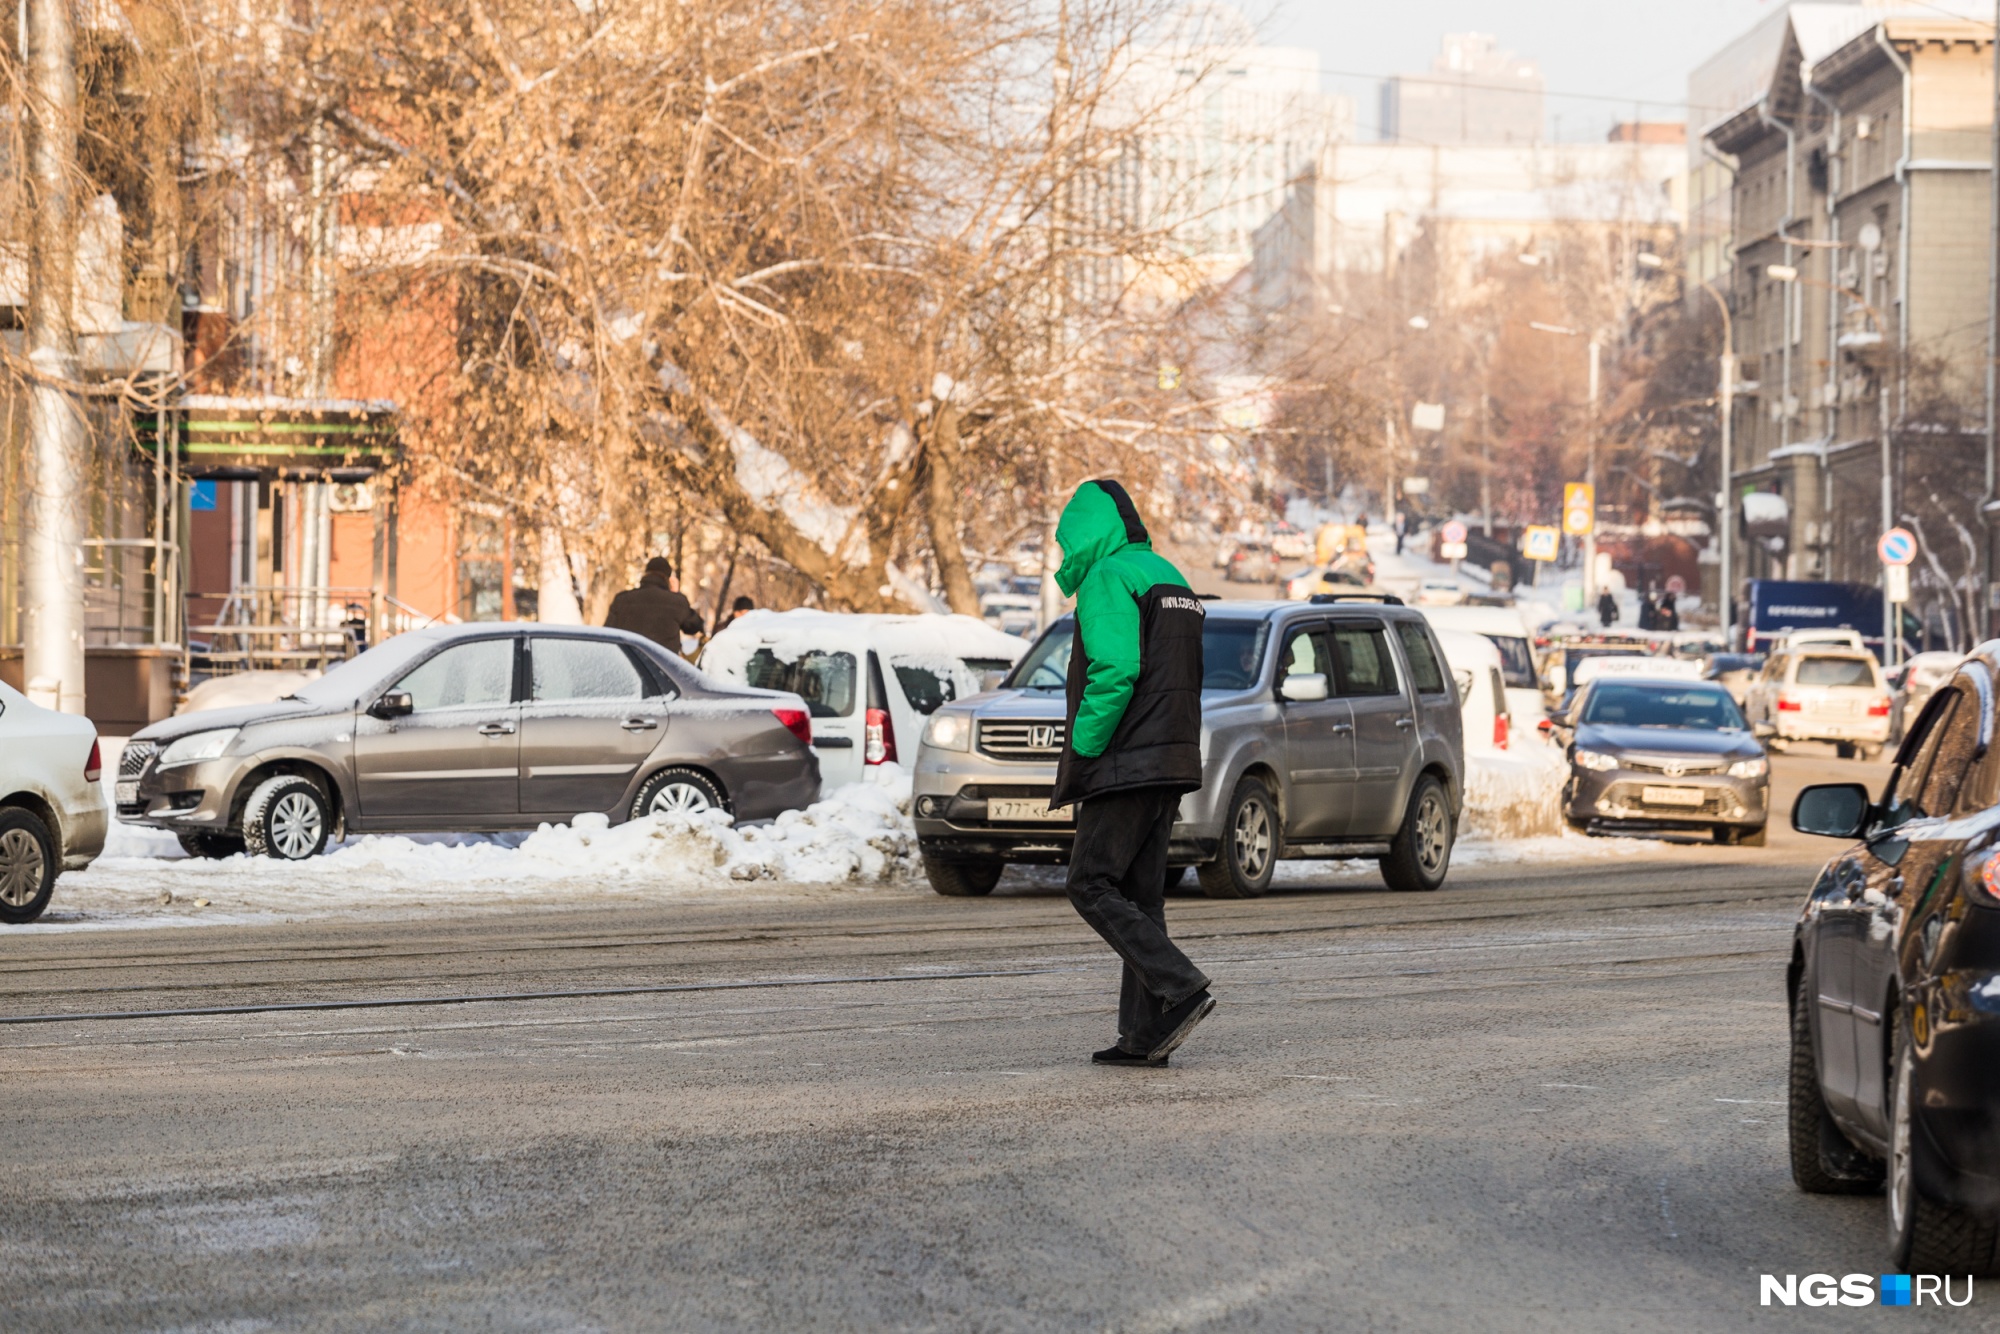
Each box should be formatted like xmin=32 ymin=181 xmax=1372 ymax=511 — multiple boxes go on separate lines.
xmin=1329 ymin=722 xmax=1354 ymax=734
xmin=1393 ymin=716 xmax=1414 ymax=729
xmin=621 ymin=717 xmax=660 ymax=732
xmin=477 ymin=721 xmax=517 ymax=736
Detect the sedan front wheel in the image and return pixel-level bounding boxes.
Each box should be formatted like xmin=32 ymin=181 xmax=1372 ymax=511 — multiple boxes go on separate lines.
xmin=241 ymin=774 xmax=333 ymax=861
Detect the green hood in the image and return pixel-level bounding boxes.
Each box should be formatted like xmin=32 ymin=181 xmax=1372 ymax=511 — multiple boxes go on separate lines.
xmin=1055 ymin=480 xmax=1150 ymax=597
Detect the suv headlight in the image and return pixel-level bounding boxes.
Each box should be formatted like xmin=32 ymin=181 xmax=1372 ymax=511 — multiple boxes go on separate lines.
xmin=1573 ymin=748 xmax=1619 ymax=772
xmin=157 ymin=728 xmax=240 ymax=768
xmin=922 ymin=711 xmax=972 ymax=752
xmin=1727 ymin=756 xmax=1769 ymax=779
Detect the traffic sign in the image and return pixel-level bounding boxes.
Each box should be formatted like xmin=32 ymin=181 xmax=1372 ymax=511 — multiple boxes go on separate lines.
xmin=1522 ymin=526 xmax=1561 ymax=562
xmin=1878 ymin=527 xmax=1917 ymax=566
xmin=1562 ymin=483 xmax=1594 ymax=536
xmin=1439 ymin=542 xmax=1468 ymax=560
xmin=1886 ymin=563 xmax=1911 ymax=603
xmin=1441 ymin=520 xmax=1468 ymax=545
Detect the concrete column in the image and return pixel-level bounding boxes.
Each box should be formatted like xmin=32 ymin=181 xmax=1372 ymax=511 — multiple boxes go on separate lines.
xmin=1788 ymin=453 xmax=1825 ymax=581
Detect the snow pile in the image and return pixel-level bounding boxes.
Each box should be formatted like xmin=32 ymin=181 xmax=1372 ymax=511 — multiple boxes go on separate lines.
xmin=1461 ymin=745 xmax=1569 ymax=840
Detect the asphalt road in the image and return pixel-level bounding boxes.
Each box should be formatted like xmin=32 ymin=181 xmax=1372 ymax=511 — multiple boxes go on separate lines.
xmin=3 ymin=752 xmax=1990 ymax=1332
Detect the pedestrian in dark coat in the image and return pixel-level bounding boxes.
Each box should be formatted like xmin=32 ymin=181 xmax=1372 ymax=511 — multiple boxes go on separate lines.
xmin=1050 ymin=479 xmax=1215 ymax=1068
xmin=1659 ymin=590 xmax=1680 ymax=631
xmin=604 ymin=557 xmax=705 ymax=651
xmin=1597 ymin=590 xmax=1619 ymax=628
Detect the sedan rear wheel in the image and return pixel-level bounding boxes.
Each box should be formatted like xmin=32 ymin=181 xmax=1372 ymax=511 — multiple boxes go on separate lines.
xmin=923 ymin=857 xmax=1003 ymax=897
xmin=1889 ymin=1016 xmax=2000 ymax=1274
xmin=1198 ymin=779 xmax=1276 ymax=899
xmin=0 ymin=808 xmax=57 ymax=924
xmin=632 ymin=768 xmax=727 ymax=821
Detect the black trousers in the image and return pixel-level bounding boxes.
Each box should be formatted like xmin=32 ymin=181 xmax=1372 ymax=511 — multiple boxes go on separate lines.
xmin=1066 ymin=787 xmax=1211 ymax=1049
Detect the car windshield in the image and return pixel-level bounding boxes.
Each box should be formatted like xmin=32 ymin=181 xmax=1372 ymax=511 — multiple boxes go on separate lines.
xmin=1005 ymin=617 xmax=1270 ymax=691
xmin=1581 ymin=682 xmax=1746 ymax=730
xmin=1796 ymin=656 xmax=1876 ymax=688
xmin=284 ymin=634 xmax=439 ymax=706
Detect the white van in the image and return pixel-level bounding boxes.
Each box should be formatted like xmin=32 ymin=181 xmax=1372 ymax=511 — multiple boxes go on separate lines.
xmin=1418 ymin=604 xmax=1542 ymax=737
xmin=1434 ymin=628 xmax=1511 ymax=753
xmin=702 ymin=611 xmax=1027 ymax=791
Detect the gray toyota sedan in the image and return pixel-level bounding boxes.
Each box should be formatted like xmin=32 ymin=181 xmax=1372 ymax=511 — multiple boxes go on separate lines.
xmin=1550 ymin=673 xmax=1770 ymax=844
xmin=118 ymin=624 xmax=820 ymax=859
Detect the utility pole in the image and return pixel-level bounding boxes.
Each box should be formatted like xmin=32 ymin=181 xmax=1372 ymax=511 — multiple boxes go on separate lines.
xmin=21 ymin=0 xmax=88 ymax=714
xmin=1718 ymin=349 xmax=1735 ymax=650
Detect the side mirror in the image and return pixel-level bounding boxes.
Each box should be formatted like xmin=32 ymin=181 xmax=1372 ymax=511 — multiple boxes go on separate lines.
xmin=369 ymin=689 xmax=414 ymax=719
xmin=1279 ymin=672 xmax=1329 ymax=703
xmin=1793 ymin=782 xmax=1872 ymax=839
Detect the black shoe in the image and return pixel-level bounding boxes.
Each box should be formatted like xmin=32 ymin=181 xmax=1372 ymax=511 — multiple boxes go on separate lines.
xmin=1092 ymin=1044 xmax=1167 ymax=1067
xmin=1142 ymin=989 xmax=1215 ymax=1062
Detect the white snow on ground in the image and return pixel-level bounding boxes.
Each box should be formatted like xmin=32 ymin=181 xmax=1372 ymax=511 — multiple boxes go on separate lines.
xmin=41 ymin=752 xmax=917 ymax=932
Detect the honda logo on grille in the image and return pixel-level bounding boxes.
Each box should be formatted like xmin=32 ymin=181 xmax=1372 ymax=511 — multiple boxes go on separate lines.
xmin=1030 ymin=726 xmax=1057 ymax=749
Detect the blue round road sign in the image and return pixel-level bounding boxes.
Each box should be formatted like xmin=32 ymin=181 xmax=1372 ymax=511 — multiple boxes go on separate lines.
xmin=1878 ymin=528 xmax=1917 ymax=566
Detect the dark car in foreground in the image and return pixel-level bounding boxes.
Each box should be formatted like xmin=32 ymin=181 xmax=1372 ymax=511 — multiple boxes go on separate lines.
xmin=1548 ymin=672 xmax=1769 ymax=844
xmin=119 ymin=623 xmax=820 ymax=860
xmin=1789 ymin=650 xmax=2000 ymax=1273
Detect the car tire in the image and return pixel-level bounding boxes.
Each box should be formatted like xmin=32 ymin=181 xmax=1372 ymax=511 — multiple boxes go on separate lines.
xmin=1380 ymin=774 xmax=1453 ymax=893
xmin=1888 ymin=1016 xmax=2000 ymax=1274
xmin=1163 ymin=864 xmax=1189 ymax=891
xmin=176 ymin=831 xmax=246 ymax=859
xmin=0 ymin=806 xmax=58 ymax=925
xmin=1198 ymin=778 xmax=1277 ymax=899
xmin=923 ymin=857 xmax=1002 ymax=897
xmin=1714 ymin=825 xmax=1767 ymax=847
xmin=1788 ymin=988 xmax=1884 ymax=1194
xmin=240 ymin=774 xmax=332 ymax=861
xmin=631 ymin=767 xmax=728 ymax=820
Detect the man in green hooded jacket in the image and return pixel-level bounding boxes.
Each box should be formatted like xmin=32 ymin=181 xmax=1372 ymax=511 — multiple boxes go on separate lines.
xmin=1049 ymin=479 xmax=1215 ymax=1066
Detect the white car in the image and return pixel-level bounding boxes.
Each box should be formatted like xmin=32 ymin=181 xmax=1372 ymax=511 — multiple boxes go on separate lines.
xmin=701 ymin=611 xmax=1027 ymax=790
xmin=0 ymin=680 xmax=107 ymax=923
xmin=1745 ymin=647 xmax=1892 ymax=759
xmin=1434 ymin=629 xmax=1512 ymax=752
xmin=1415 ymin=577 xmax=1468 ymax=607
xmin=1417 ymin=604 xmax=1543 ymax=738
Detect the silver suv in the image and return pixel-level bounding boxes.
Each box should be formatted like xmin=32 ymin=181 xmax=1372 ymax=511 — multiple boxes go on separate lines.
xmin=913 ymin=597 xmax=1464 ymax=897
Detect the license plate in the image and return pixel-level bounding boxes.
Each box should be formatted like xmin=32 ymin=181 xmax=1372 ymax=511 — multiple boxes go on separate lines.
xmin=989 ymin=798 xmax=1070 ymax=823
xmin=1641 ymin=786 xmax=1705 ymax=808
xmin=116 ymin=781 xmax=139 ymax=805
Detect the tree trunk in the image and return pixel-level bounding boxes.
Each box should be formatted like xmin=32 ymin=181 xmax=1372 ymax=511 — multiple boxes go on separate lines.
xmin=925 ymin=401 xmax=980 ymax=615
xmin=536 ymin=527 xmax=584 ymax=624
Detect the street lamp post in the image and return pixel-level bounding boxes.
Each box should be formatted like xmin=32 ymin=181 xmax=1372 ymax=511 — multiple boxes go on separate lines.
xmin=1765 ymin=262 xmax=1897 ymax=661
xmin=1527 ymin=320 xmax=1602 ymax=606
xmin=1638 ymin=252 xmax=1736 ymax=649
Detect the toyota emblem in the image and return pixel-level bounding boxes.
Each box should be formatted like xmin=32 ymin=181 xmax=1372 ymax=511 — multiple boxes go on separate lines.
xmin=1662 ymin=761 xmax=1685 ymax=778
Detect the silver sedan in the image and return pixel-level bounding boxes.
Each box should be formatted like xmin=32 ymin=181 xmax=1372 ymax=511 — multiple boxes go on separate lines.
xmin=119 ymin=624 xmax=821 ymax=860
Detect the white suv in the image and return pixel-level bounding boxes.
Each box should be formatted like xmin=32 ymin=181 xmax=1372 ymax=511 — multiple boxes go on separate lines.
xmin=0 ymin=680 xmax=107 ymax=922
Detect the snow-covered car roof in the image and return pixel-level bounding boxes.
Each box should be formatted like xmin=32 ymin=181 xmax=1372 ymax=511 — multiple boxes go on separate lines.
xmin=1571 ymin=656 xmax=1704 ymax=687
xmin=702 ymin=609 xmax=1029 ymax=672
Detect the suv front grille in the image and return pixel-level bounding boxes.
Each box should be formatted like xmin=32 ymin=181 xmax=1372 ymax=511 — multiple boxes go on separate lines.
xmin=977 ymin=720 xmax=1066 ymax=760
xmin=119 ymin=741 xmax=158 ymax=777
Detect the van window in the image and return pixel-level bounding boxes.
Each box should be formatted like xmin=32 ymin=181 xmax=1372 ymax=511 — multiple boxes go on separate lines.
xmin=893 ymin=663 xmax=956 ymax=715
xmin=1796 ymin=656 xmax=1876 ymax=688
xmin=1488 ymin=635 xmax=1535 ymax=690
xmin=744 ymin=648 xmax=856 ymax=718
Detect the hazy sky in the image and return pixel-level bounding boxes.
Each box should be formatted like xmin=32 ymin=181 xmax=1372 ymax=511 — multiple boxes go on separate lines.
xmin=1268 ymin=0 xmax=1798 ymax=141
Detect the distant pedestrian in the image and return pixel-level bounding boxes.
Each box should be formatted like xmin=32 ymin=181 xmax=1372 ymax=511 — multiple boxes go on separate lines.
xmin=1638 ymin=591 xmax=1658 ymax=631
xmin=1597 ymin=590 xmax=1619 ymax=629
xmin=1393 ymin=511 xmax=1406 ymax=556
xmin=725 ymin=595 xmax=756 ymax=627
xmin=1659 ymin=590 xmax=1680 ymax=632
xmin=605 ymin=556 xmax=706 ymax=652
xmin=1050 ymin=479 xmax=1215 ymax=1068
